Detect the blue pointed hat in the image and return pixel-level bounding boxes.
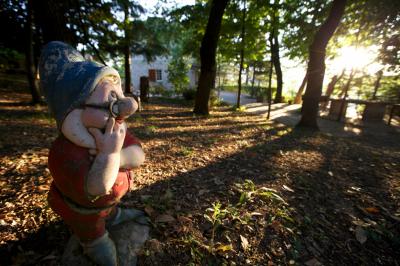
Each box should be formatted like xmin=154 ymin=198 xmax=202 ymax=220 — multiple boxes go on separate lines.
xmin=39 ymin=41 xmax=121 ymax=129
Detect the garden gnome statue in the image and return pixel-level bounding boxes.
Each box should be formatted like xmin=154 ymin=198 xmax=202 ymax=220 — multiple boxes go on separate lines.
xmin=39 ymin=41 xmax=147 ymax=266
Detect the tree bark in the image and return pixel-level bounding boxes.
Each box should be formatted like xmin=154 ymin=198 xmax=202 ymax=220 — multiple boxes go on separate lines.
xmin=140 ymin=76 xmax=149 ymax=102
xmin=251 ymin=65 xmax=256 ymax=90
xmin=338 ymin=69 xmax=354 ymax=98
xmin=372 ymin=70 xmax=383 ymax=100
xmin=337 ymin=68 xmax=354 ymax=121
xmin=294 ymin=71 xmax=307 ymax=104
xmin=267 ymin=59 xmax=273 ymax=119
xmin=320 ymin=69 xmax=345 ymax=110
xmin=245 ymin=65 xmax=249 ymax=85
xmin=123 ymin=4 xmax=132 ymax=94
xmin=294 ymin=2 xmax=323 ymax=104
xmin=236 ymin=0 xmax=247 ymax=109
xmin=76 ymin=1 xmax=107 ymax=65
xmin=124 ymin=45 xmax=132 ymax=94
xmin=26 ymin=0 xmax=41 ymax=104
xmin=194 ymin=0 xmax=230 ymax=115
xmin=325 ymin=68 xmax=345 ymax=97
xmin=271 ymin=32 xmax=283 ymax=103
xmin=32 ymin=0 xmax=76 ymax=45
xmin=297 ymin=0 xmax=347 ymax=129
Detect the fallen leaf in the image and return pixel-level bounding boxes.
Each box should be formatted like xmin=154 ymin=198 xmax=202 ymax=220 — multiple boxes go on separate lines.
xmin=270 ymin=220 xmax=281 ymax=232
xmin=155 ymin=214 xmax=176 ymax=223
xmin=240 ymin=235 xmax=249 ymax=251
xmin=355 ymin=226 xmax=367 ymax=244
xmin=162 ymin=188 xmax=174 ymax=201
xmin=283 ymin=185 xmax=294 ymax=192
xmin=41 ymin=254 xmax=57 ymax=261
xmin=198 ymin=189 xmax=209 ymax=196
xmin=305 ymin=258 xmax=322 ymax=266
xmin=37 ymin=185 xmax=50 ymax=192
xmin=365 ymin=207 xmax=379 ymax=214
xmin=177 ymin=216 xmax=192 ymax=224
xmin=213 ymin=178 xmax=224 ymax=185
xmin=144 ymin=206 xmax=155 ymax=217
xmin=215 ymin=243 xmax=233 ymax=252
xmin=147 ymin=239 xmax=163 ymax=253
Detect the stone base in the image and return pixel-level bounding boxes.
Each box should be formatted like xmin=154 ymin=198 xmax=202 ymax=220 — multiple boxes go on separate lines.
xmin=61 ymin=220 xmax=150 ymax=266
xmin=328 ymin=99 xmax=347 ymax=120
xmin=363 ymin=102 xmax=386 ymax=122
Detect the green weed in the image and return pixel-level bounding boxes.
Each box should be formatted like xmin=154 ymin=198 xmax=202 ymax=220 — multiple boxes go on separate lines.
xmin=179 ymin=146 xmax=194 ymax=157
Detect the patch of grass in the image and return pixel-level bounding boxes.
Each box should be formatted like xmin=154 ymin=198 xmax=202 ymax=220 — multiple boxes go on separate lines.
xmin=203 ymin=138 xmax=218 ymax=145
xmin=230 ymin=105 xmax=246 ymax=112
xmin=180 ymin=179 xmax=291 ymax=260
xmin=145 ymin=125 xmax=158 ymax=134
xmin=179 ymin=146 xmax=194 ymax=157
xmin=276 ymin=128 xmax=292 ymax=137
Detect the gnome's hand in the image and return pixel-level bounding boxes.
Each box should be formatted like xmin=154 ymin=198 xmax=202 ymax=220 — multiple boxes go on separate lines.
xmin=88 ymin=118 xmax=125 ymax=155
xmin=86 ymin=117 xmax=125 ymax=196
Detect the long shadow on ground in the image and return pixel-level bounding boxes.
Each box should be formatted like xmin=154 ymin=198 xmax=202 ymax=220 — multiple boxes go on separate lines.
xmin=1 ymin=101 xmax=399 ymax=265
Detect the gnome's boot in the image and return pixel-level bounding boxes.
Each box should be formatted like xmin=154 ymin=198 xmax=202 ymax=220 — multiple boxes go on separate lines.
xmin=106 ymin=207 xmax=149 ymax=228
xmin=81 ymin=231 xmax=118 ymax=266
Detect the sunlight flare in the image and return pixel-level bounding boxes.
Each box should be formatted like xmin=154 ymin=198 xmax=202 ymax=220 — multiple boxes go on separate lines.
xmin=330 ymin=46 xmax=382 ymax=75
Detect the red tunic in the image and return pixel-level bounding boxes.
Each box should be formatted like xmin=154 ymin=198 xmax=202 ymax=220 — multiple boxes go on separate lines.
xmin=48 ymin=131 xmax=140 ymax=207
xmin=47 ymin=131 xmax=141 ymax=240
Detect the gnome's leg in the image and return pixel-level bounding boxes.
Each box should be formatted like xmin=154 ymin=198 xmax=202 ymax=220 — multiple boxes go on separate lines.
xmin=106 ymin=207 xmax=149 ymax=228
xmin=48 ymin=185 xmax=117 ymax=265
xmin=80 ymin=231 xmax=117 ymax=266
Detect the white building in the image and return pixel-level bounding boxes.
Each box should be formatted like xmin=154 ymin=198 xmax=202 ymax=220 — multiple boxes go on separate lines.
xmin=130 ymin=55 xmax=199 ymax=92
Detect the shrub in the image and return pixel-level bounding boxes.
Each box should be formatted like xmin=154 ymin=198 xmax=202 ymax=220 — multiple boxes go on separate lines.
xmin=182 ymin=88 xmax=196 ymax=100
xmin=168 ymin=56 xmax=190 ymax=95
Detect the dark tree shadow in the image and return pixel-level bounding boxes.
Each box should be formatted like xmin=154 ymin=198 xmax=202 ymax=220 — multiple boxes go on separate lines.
xmin=1 ymin=101 xmax=399 ymax=265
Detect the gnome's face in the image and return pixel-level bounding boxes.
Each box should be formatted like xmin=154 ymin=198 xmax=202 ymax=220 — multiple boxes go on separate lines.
xmin=61 ymin=78 xmax=138 ymax=149
xmin=81 ymin=79 xmax=138 ymax=129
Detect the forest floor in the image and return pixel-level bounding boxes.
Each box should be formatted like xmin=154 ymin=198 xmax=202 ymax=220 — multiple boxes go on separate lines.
xmin=0 ymin=86 xmax=399 ymax=266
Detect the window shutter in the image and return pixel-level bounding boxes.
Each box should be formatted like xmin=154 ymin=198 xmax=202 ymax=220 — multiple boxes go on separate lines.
xmin=148 ymin=69 xmax=156 ymax=81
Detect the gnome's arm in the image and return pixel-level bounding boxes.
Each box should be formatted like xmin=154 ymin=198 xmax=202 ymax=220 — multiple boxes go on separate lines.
xmin=120 ymin=145 xmax=145 ymax=168
xmin=86 ymin=118 xmax=125 ymax=196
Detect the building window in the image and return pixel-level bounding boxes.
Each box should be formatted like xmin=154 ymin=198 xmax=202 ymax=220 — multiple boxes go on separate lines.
xmin=156 ymin=69 xmax=162 ymax=81
xmin=148 ymin=69 xmax=162 ymax=81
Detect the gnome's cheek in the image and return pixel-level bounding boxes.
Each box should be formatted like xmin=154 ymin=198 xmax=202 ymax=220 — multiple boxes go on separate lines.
xmin=81 ymin=108 xmax=109 ymax=129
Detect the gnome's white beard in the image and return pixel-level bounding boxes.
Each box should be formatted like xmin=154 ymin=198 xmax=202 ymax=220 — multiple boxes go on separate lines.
xmin=61 ymin=109 xmax=96 ymax=149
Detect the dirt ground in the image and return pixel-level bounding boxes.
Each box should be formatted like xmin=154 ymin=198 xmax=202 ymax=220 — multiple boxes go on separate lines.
xmin=0 ymin=87 xmax=399 ymax=265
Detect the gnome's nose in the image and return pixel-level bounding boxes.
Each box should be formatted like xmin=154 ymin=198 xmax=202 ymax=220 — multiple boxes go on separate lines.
xmin=116 ymin=97 xmax=138 ymax=119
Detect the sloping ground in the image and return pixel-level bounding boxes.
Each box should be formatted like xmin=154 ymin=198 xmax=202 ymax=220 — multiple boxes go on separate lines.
xmin=244 ymin=102 xmax=400 ymax=138
xmin=0 ymin=89 xmax=399 ymax=265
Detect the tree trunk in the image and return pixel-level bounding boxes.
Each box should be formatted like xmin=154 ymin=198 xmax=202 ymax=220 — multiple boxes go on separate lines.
xmin=339 ymin=69 xmax=354 ymax=98
xmin=236 ymin=1 xmax=247 ymax=109
xmin=32 ymin=0 xmax=76 ymax=45
xmin=337 ymin=69 xmax=354 ymax=121
xmin=76 ymin=1 xmax=107 ymax=65
xmin=124 ymin=45 xmax=132 ymax=94
xmin=372 ymin=70 xmax=383 ymax=100
xmin=294 ymin=71 xmax=307 ymax=104
xmin=140 ymin=76 xmax=149 ymax=102
xmin=271 ymin=33 xmax=283 ymax=103
xmin=325 ymin=68 xmax=345 ymax=97
xmin=251 ymin=65 xmax=256 ymax=90
xmin=123 ymin=5 xmax=132 ymax=94
xmin=193 ymin=0 xmax=230 ymax=115
xmin=245 ymin=65 xmax=249 ymax=85
xmin=26 ymin=0 xmax=41 ymax=104
xmin=267 ymin=59 xmax=273 ymax=119
xmin=320 ymin=69 xmax=345 ymax=110
xmin=297 ymin=0 xmax=347 ymax=129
